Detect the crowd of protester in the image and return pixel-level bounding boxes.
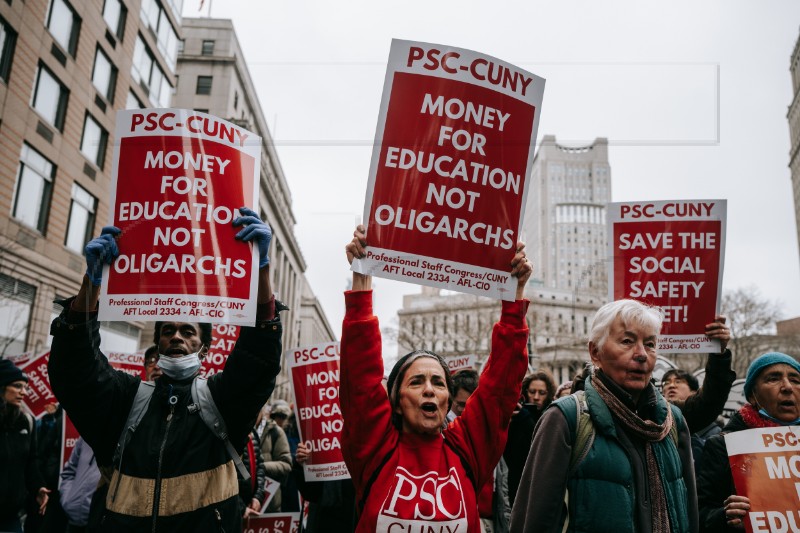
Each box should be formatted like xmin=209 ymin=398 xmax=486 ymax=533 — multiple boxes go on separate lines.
xmin=0 ymin=223 xmax=798 ymax=533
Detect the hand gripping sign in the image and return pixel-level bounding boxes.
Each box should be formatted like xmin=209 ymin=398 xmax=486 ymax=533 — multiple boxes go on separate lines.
xmin=287 ymin=341 xmax=350 ymax=481
xmin=725 ymin=427 xmax=800 ymax=533
xmin=100 ymin=109 xmax=261 ymax=325
xmin=352 ymin=39 xmax=545 ymax=301
xmin=607 ymin=200 xmax=726 ymax=353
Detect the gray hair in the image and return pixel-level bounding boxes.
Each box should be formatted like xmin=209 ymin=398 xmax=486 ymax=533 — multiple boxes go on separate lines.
xmin=589 ymin=299 xmax=663 ymax=350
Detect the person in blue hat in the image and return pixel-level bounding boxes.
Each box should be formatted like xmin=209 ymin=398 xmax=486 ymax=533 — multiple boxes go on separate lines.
xmin=697 ymin=352 xmax=800 ymax=531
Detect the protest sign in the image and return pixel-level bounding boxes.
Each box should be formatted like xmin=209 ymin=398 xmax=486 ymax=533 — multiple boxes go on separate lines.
xmin=60 ymin=411 xmax=80 ymax=472
xmin=18 ymin=351 xmax=56 ymax=419
xmin=353 ymin=39 xmax=545 ymax=301
xmin=725 ymin=427 xmax=800 ymax=533
xmin=242 ymin=512 xmax=299 ymax=533
xmin=6 ymin=351 xmax=34 ymax=367
xmin=607 ymin=200 xmax=726 ymax=353
xmin=100 ymin=108 xmax=261 ymax=325
xmin=107 ymin=351 xmax=144 ymax=377
xmin=287 ymin=341 xmax=349 ymax=481
xmin=200 ymin=323 xmax=240 ymax=378
xmin=445 ymin=354 xmax=477 ymax=374
xmin=259 ymin=477 xmax=281 ymax=513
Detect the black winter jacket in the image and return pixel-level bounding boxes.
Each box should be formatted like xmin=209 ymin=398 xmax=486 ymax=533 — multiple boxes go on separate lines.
xmin=0 ymin=408 xmax=43 ymax=521
xmin=48 ymin=303 xmax=283 ymax=533
xmin=696 ymin=412 xmax=749 ymax=533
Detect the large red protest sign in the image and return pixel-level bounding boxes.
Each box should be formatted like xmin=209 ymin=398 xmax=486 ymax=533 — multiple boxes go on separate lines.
xmin=18 ymin=351 xmax=56 ymax=419
xmin=726 ymin=427 xmax=800 ymax=533
xmin=242 ymin=512 xmax=299 ymax=533
xmin=200 ymin=323 xmax=240 ymax=378
xmin=607 ymin=200 xmax=726 ymax=353
xmin=352 ymin=40 xmax=545 ymax=301
xmin=287 ymin=341 xmax=349 ymax=481
xmin=100 ymin=109 xmax=261 ymax=325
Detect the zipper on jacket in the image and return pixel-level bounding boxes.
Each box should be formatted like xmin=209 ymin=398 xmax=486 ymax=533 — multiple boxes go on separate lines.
xmin=151 ymin=400 xmax=176 ymax=533
xmin=215 ymin=508 xmax=226 ymax=533
xmin=110 ymin=427 xmax=132 ymax=504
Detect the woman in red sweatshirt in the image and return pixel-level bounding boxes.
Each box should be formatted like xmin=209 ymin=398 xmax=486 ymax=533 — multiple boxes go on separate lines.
xmin=341 ymin=226 xmax=531 ymax=533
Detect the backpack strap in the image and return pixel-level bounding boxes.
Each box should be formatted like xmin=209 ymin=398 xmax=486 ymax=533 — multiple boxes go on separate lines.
xmin=190 ymin=377 xmax=251 ymax=481
xmin=114 ymin=381 xmax=155 ymax=465
xmin=357 ymin=448 xmax=395 ymax=516
xmin=565 ymin=390 xmax=595 ymax=475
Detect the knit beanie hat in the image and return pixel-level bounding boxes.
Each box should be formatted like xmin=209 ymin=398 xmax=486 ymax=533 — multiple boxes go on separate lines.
xmin=0 ymin=358 xmax=28 ymax=387
xmin=744 ymin=352 xmax=800 ymax=400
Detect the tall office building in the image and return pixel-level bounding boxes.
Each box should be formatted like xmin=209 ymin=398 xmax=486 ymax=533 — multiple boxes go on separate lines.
xmin=0 ymin=0 xmax=183 ymax=356
xmin=524 ymin=135 xmax=611 ymax=296
xmin=397 ymin=135 xmax=611 ymax=383
xmin=174 ymin=17 xmax=335 ymax=399
xmin=789 ymin=30 xmax=800 ymax=267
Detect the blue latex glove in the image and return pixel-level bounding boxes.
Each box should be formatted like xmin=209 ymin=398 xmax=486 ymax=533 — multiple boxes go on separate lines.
xmin=233 ymin=207 xmax=272 ymax=268
xmin=84 ymin=226 xmax=121 ymax=286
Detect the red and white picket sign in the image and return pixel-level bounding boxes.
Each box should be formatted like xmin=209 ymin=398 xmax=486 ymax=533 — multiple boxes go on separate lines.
xmin=18 ymin=351 xmax=56 ymax=419
xmin=60 ymin=411 xmax=80 ymax=472
xmin=725 ymin=427 xmax=800 ymax=533
xmin=200 ymin=323 xmax=240 ymax=378
xmin=607 ymin=200 xmax=726 ymax=353
xmin=242 ymin=512 xmax=299 ymax=533
xmin=353 ymin=39 xmax=545 ymax=301
xmin=100 ymin=108 xmax=261 ymax=325
xmin=287 ymin=341 xmax=349 ymax=481
xmin=445 ymin=354 xmax=477 ymax=374
xmin=107 ymin=351 xmax=145 ymax=377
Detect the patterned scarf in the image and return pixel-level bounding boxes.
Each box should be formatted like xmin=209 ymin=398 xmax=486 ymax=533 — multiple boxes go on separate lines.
xmin=591 ymin=375 xmax=674 ymax=533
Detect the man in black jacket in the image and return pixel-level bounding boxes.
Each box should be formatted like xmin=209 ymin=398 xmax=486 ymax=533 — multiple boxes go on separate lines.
xmin=49 ymin=208 xmax=283 ymax=533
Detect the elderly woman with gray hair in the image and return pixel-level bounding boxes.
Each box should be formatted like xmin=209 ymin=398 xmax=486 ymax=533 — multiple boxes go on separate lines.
xmin=511 ymin=299 xmax=702 ymax=533
xmin=340 ymin=225 xmax=532 ymax=533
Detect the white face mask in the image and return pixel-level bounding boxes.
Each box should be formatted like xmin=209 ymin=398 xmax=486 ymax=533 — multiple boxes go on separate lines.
xmin=157 ymin=348 xmax=204 ymax=380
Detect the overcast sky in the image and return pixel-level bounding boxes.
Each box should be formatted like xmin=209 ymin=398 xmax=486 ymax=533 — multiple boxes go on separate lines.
xmin=184 ymin=0 xmax=800 ymax=359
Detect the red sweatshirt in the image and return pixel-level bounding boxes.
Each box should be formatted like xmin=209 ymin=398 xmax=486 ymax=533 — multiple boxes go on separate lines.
xmin=340 ymin=290 xmax=529 ymax=533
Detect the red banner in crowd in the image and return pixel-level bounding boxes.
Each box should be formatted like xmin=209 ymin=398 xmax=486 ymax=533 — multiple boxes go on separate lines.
xmin=607 ymin=200 xmax=726 ymax=353
xmin=60 ymin=411 xmax=80 ymax=472
xmin=352 ymin=39 xmax=545 ymax=301
xmin=287 ymin=342 xmax=349 ymax=481
xmin=18 ymin=351 xmax=56 ymax=419
xmin=725 ymin=427 xmax=800 ymax=533
xmin=242 ymin=512 xmax=299 ymax=533
xmin=200 ymin=323 xmax=240 ymax=378
xmin=100 ymin=108 xmax=261 ymax=325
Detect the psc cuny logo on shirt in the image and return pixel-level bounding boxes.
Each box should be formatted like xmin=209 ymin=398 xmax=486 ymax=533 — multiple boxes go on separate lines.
xmin=376 ymin=466 xmax=468 ymax=532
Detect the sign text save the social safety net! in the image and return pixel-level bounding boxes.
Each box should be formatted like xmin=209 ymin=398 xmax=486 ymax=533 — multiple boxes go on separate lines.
xmin=99 ymin=109 xmax=261 ymax=325
xmin=287 ymin=341 xmax=349 ymax=481
xmin=726 ymin=427 xmax=800 ymax=533
xmin=608 ymin=200 xmax=726 ymax=354
xmin=352 ymin=39 xmax=545 ymax=300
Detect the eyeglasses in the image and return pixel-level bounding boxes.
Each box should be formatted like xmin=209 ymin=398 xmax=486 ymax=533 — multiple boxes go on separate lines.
xmin=6 ymin=382 xmax=28 ymax=392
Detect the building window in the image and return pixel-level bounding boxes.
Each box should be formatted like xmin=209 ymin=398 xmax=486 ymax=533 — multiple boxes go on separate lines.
xmin=12 ymin=144 xmax=55 ymax=233
xmin=126 ymin=90 xmax=143 ymax=109
xmin=80 ymin=114 xmax=108 ymax=168
xmin=140 ymin=0 xmax=179 ymax=70
xmin=0 ymin=274 xmax=35 ymax=356
xmin=65 ymin=183 xmax=96 ymax=253
xmin=92 ymin=46 xmax=117 ymax=102
xmin=234 ymin=90 xmax=238 ymax=110
xmin=196 ymin=75 xmax=212 ymax=95
xmin=32 ymin=64 xmax=69 ymax=131
xmin=47 ymin=0 xmax=81 ymax=57
xmin=132 ymin=35 xmax=171 ymax=107
xmin=201 ymin=39 xmax=214 ymax=55
xmin=0 ymin=17 xmax=17 ymax=82
xmin=103 ymin=0 xmax=127 ymax=40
